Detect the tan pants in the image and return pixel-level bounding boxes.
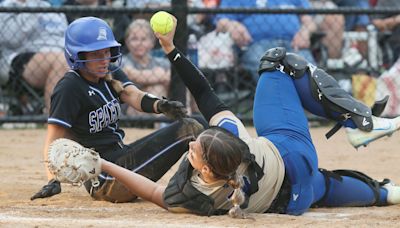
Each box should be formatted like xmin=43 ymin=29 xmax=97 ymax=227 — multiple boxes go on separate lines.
xmin=89 ymin=179 xmax=137 ymax=203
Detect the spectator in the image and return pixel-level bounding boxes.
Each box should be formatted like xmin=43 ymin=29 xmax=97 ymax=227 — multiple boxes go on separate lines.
xmin=215 ymin=0 xmax=317 ymax=82
xmin=47 ymin=0 xmax=65 ymax=6
xmin=334 ymin=0 xmax=371 ymax=58
xmin=371 ymin=0 xmax=400 ymax=62
xmin=125 ymin=0 xmax=170 ymax=21
xmin=0 ymin=0 xmax=69 ymax=113
xmin=334 ymin=0 xmax=371 ymax=31
xmin=122 ymin=19 xmax=171 ymax=117
xmin=63 ymin=0 xmax=131 ymax=51
xmin=309 ymin=0 xmax=344 ymax=59
xmin=373 ymin=0 xmax=400 ymax=117
xmin=125 ymin=0 xmax=168 ymax=8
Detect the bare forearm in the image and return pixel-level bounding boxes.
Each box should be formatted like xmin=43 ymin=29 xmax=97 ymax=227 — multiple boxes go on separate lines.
xmin=120 ymin=85 xmax=160 ymax=113
xmin=373 ymin=15 xmax=400 ymax=31
xmin=43 ymin=124 xmax=70 ymax=180
xmin=101 ymin=159 xmax=167 ymax=209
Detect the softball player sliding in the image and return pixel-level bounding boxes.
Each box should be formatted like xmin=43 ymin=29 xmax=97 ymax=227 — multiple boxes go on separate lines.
xmin=31 ymin=17 xmax=201 ymax=202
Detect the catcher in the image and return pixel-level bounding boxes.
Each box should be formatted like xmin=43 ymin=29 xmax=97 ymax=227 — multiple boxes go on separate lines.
xmin=31 ymin=17 xmax=204 ymax=202
xmin=45 ymin=16 xmax=400 ymax=218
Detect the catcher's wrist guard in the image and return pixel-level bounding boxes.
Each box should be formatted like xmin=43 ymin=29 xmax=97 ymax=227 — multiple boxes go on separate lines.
xmin=47 ymin=138 xmax=101 ymax=187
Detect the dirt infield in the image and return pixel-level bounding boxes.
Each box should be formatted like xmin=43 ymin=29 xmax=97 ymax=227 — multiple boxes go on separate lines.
xmin=0 ymin=126 xmax=400 ymax=227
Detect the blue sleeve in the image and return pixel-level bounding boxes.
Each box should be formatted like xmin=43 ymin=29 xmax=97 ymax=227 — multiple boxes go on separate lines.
xmin=355 ymin=0 xmax=371 ymax=26
xmin=338 ymin=0 xmax=370 ymax=30
xmin=216 ymin=117 xmax=239 ymax=137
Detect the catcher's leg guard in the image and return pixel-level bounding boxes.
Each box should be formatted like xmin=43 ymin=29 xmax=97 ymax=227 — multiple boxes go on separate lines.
xmin=258 ymin=47 xmax=389 ymax=139
xmin=307 ymin=66 xmax=393 ymax=139
xmin=307 ymin=66 xmax=373 ymax=136
xmin=312 ymin=168 xmax=390 ymax=207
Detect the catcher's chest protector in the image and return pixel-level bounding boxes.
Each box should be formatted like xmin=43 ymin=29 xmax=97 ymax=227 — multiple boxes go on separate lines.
xmin=163 ymin=159 xmax=228 ymax=216
xmin=163 ymin=149 xmax=264 ymax=216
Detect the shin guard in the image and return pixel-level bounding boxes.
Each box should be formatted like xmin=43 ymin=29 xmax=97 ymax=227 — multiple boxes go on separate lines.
xmin=258 ymin=47 xmax=389 ymax=138
xmin=308 ymin=66 xmax=373 ymax=132
xmin=313 ymin=168 xmax=390 ymax=207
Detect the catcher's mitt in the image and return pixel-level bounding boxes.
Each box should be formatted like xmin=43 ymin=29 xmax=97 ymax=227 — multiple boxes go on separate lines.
xmin=47 ymin=138 xmax=101 ymax=187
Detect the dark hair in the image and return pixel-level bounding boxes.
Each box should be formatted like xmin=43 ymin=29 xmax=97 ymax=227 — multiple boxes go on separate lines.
xmin=198 ymin=126 xmax=249 ymax=219
xmin=198 ymin=127 xmax=248 ymax=180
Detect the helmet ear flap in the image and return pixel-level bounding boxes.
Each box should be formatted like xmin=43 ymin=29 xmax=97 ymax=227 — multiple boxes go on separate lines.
xmin=110 ymin=47 xmax=120 ymax=62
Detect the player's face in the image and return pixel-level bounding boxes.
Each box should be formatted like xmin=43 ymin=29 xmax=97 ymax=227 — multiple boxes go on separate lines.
xmin=83 ymin=48 xmax=112 ymax=78
xmin=187 ymin=137 xmax=207 ymax=171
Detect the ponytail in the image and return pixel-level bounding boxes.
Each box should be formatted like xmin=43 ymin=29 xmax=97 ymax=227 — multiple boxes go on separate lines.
xmin=105 ymin=73 xmax=124 ymax=95
xmin=227 ymin=173 xmax=246 ymax=219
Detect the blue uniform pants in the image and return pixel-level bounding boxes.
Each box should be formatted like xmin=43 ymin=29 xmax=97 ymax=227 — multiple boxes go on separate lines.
xmin=254 ymin=70 xmax=387 ymax=215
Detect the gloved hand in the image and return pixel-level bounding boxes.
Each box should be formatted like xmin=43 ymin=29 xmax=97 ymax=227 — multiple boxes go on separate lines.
xmin=157 ymin=98 xmax=187 ymax=120
xmin=30 ymin=179 xmax=61 ymax=200
xmin=46 ymin=138 xmax=101 ymax=187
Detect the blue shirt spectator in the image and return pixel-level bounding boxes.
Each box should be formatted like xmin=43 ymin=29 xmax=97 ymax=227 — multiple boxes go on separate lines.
xmin=334 ymin=0 xmax=370 ymax=31
xmin=215 ymin=0 xmax=317 ymax=81
xmin=215 ymin=0 xmax=310 ymax=42
xmin=47 ymin=0 xmax=64 ymax=6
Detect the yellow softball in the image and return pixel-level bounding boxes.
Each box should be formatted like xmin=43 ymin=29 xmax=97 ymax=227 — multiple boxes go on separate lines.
xmin=150 ymin=11 xmax=174 ymax=35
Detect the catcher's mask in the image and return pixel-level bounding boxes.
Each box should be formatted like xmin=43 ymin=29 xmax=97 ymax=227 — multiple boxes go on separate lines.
xmin=64 ymin=16 xmax=122 ymax=74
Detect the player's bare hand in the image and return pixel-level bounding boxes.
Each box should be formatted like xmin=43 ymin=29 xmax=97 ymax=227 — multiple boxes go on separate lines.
xmin=227 ymin=21 xmax=252 ymax=48
xmin=30 ymin=179 xmax=61 ymax=200
xmin=155 ymin=16 xmax=177 ymax=54
xmin=292 ymin=29 xmax=310 ymax=50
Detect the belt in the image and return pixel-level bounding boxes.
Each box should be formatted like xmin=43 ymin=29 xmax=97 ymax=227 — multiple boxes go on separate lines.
xmin=265 ymin=173 xmax=291 ymax=214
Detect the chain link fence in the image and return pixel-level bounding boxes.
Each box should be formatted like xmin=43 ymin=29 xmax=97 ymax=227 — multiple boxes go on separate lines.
xmin=0 ymin=4 xmax=399 ymax=125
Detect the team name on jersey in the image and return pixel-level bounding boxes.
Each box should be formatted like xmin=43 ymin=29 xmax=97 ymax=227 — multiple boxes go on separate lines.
xmin=88 ymin=98 xmax=121 ymax=133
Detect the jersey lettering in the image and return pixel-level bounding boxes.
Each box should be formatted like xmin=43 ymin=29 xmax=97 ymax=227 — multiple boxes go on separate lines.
xmin=89 ymin=98 xmax=121 ymax=133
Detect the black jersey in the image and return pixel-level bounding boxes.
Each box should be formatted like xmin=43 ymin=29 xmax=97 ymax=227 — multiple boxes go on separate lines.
xmin=48 ymin=69 xmax=134 ymax=153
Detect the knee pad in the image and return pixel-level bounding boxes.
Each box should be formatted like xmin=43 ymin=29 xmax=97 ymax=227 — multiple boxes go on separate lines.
xmin=258 ymin=47 xmax=309 ymax=79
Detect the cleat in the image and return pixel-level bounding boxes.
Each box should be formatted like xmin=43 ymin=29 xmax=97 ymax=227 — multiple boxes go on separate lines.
xmin=345 ymin=116 xmax=400 ymax=149
xmin=383 ymin=182 xmax=400 ymax=205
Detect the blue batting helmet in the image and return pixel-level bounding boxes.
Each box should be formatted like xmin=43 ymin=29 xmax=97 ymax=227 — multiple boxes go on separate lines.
xmin=64 ymin=17 xmax=122 ymax=70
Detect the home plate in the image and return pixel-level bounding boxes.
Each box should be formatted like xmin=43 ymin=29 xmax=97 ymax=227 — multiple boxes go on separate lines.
xmin=303 ymin=212 xmax=352 ymax=220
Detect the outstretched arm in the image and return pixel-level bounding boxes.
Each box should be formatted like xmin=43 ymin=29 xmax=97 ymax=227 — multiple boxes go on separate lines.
xmin=101 ymin=159 xmax=167 ymax=209
xmin=155 ymin=17 xmax=229 ymax=122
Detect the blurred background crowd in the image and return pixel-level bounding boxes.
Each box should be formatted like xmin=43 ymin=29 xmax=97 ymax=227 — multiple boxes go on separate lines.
xmin=0 ymin=0 xmax=399 ymax=127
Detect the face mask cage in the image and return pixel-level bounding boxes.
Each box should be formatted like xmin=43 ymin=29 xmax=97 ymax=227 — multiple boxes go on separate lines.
xmin=74 ymin=47 xmax=122 ymax=74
